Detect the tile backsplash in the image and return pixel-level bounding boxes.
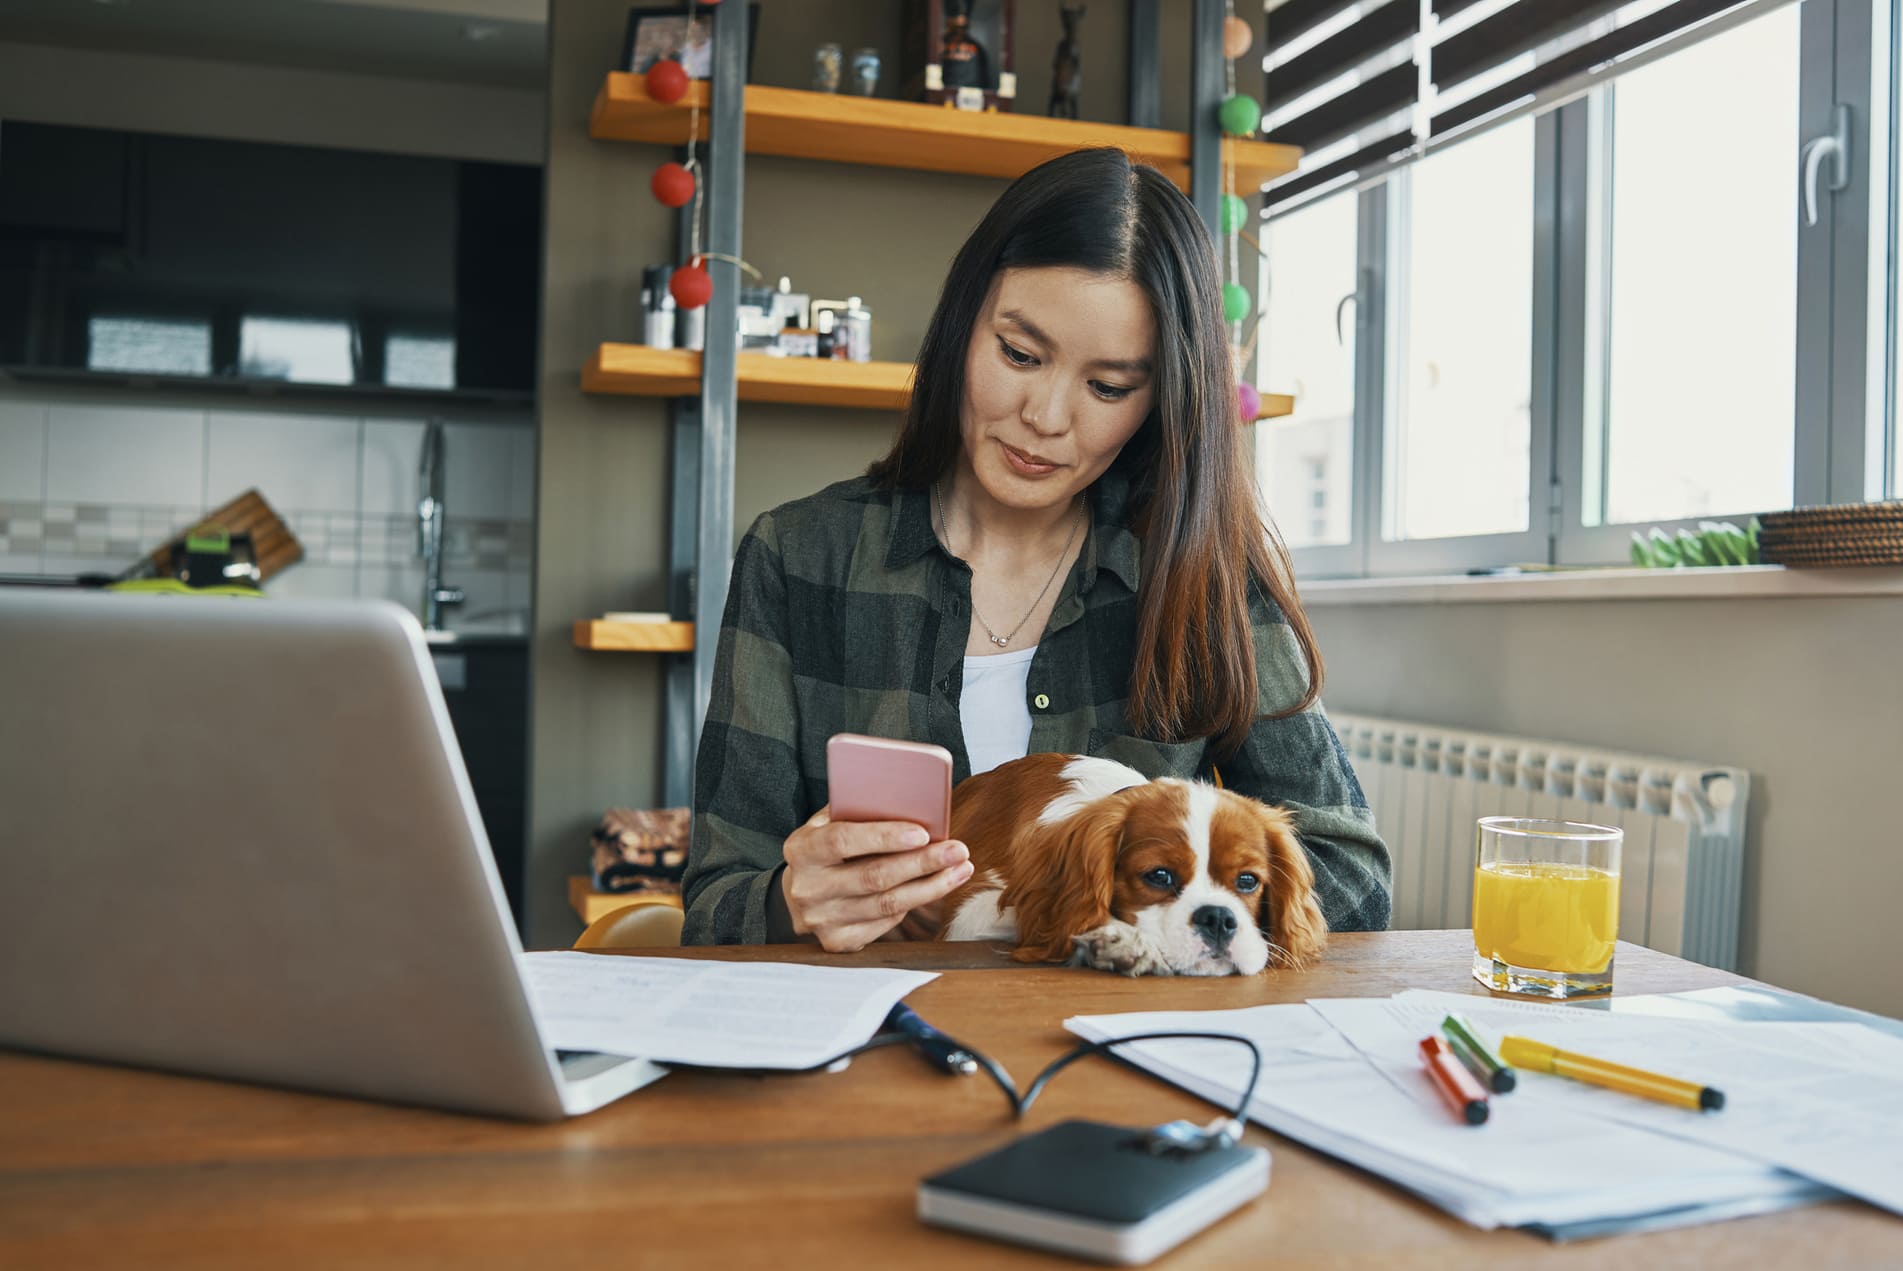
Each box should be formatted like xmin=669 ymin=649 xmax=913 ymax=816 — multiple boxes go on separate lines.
xmin=0 ymin=392 xmax=534 ymax=632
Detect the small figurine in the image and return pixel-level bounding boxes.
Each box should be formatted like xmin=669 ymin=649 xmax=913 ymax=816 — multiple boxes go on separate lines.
xmin=1049 ymin=4 xmax=1084 ymax=119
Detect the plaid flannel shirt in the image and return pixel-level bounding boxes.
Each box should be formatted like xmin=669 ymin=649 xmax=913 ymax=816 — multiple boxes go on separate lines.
xmin=682 ymin=470 xmax=1391 ymax=945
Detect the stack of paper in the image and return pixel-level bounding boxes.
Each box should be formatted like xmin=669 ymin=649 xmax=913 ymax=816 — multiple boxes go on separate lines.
xmin=521 ymin=952 xmax=935 ymax=1068
xmin=1365 ymin=990 xmax=1903 ymax=1220
xmin=1066 ymin=996 xmax=1880 ymax=1237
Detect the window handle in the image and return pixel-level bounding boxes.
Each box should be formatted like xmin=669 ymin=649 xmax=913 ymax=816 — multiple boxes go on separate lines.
xmin=1801 ymin=104 xmax=1850 ymax=229
xmin=1334 ymin=289 xmax=1357 ymax=347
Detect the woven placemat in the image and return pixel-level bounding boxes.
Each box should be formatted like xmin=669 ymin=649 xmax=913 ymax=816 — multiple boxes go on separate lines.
xmin=1759 ymin=501 xmax=1903 ymax=532
xmin=1759 ymin=528 xmax=1903 ymax=547
xmin=1761 ymin=543 xmax=1903 ymax=566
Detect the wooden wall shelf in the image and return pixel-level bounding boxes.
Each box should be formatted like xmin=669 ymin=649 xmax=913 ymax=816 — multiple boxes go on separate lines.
xmin=590 ymin=76 xmax=1300 ymax=193
xmin=573 ymin=619 xmax=695 ymax=652
xmin=584 ymin=345 xmax=912 ymax=411
xmin=586 ymin=343 xmax=1291 ymax=423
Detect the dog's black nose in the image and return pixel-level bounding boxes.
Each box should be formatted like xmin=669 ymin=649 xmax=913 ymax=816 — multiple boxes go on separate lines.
xmin=1191 ymin=904 xmax=1238 ymax=949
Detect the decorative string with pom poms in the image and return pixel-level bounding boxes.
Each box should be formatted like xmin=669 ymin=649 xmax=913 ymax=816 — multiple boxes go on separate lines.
xmin=1217 ymin=0 xmax=1263 ymax=425
xmin=643 ymin=0 xmax=745 ymax=311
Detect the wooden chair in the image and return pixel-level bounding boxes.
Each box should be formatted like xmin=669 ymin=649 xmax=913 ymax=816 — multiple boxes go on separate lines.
xmin=573 ymin=901 xmax=684 ymax=949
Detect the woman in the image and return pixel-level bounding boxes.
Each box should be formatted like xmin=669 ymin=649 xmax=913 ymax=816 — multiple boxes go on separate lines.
xmin=683 ymin=148 xmax=1389 ymax=951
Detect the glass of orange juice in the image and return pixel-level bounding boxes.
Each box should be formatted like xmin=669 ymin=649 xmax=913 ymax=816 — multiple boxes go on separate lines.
xmin=1471 ymin=817 xmax=1622 ymax=998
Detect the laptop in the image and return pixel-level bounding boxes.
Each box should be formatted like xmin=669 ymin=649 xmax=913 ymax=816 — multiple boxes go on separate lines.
xmin=0 ymin=590 xmax=665 ymax=1120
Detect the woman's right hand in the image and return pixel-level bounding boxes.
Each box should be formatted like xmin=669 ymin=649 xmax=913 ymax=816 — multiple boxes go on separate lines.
xmin=781 ymin=806 xmax=973 ymax=952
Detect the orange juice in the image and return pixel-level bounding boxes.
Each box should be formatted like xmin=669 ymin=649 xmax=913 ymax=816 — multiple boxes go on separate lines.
xmin=1471 ymin=860 xmax=1619 ymax=975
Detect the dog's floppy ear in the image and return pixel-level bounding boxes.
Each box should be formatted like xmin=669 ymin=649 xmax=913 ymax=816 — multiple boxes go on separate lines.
xmin=1001 ymin=792 xmax=1131 ymax=964
xmin=1256 ymin=804 xmax=1328 ymax=968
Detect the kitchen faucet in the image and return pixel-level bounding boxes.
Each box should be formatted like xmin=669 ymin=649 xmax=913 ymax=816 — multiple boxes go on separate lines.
xmin=417 ymin=421 xmax=464 ymax=631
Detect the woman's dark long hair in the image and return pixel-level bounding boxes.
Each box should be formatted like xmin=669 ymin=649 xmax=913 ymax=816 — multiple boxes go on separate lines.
xmin=868 ymin=147 xmax=1322 ymax=755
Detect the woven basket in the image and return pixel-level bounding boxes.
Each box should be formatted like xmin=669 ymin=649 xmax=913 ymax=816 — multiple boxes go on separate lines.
xmin=1755 ymin=501 xmax=1903 ymax=567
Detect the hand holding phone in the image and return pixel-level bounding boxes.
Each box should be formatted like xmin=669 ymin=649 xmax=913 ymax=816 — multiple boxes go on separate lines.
xmin=779 ymin=735 xmax=969 ymax=952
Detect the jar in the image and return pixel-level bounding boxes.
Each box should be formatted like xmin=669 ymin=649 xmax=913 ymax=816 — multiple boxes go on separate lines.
xmin=850 ymin=48 xmax=881 ymax=96
xmin=813 ymin=43 xmax=843 ymax=93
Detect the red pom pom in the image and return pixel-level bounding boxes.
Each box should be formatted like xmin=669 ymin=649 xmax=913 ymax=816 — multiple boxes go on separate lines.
xmin=646 ymin=58 xmax=689 ymax=104
xmin=671 ymin=261 xmax=713 ymax=310
xmin=1236 ymin=382 xmax=1261 ymax=423
xmin=651 ymin=162 xmax=695 ymax=208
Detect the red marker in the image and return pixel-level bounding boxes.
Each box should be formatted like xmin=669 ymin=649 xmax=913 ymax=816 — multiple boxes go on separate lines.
xmin=1420 ymin=1034 xmax=1490 ymax=1125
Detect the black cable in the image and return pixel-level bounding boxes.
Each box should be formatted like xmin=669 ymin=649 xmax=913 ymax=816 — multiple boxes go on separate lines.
xmin=665 ymin=1025 xmax=1262 ymax=1132
xmin=1015 ymin=1031 xmax=1263 ymax=1126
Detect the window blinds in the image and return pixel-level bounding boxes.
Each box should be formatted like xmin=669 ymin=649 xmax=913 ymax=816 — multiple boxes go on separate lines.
xmin=1262 ymin=0 xmax=1794 ymax=211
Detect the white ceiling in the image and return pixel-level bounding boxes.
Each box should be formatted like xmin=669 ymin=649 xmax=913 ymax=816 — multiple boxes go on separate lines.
xmin=0 ymin=0 xmax=549 ymax=90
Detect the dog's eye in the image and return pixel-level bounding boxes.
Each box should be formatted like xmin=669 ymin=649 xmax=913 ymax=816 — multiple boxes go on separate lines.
xmin=1142 ymin=867 xmax=1176 ymax=891
xmin=1235 ymin=873 xmax=1260 ymax=894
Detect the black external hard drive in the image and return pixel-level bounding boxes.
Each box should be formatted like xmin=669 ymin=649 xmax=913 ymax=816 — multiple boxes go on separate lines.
xmin=916 ymin=1120 xmax=1271 ymax=1265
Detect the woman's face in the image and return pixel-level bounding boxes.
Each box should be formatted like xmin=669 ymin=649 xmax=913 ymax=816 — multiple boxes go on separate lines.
xmin=959 ymin=266 xmax=1157 ymax=515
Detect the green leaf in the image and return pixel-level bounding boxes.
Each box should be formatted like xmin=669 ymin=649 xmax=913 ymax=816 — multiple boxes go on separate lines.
xmin=1702 ymin=525 xmax=1741 ymax=566
xmin=1649 ymin=527 xmax=1681 ymax=566
xmin=1676 ymin=528 xmax=1709 ymax=567
xmin=1629 ymin=530 xmax=1653 ymax=567
xmin=1745 ymin=519 xmax=1762 ymax=563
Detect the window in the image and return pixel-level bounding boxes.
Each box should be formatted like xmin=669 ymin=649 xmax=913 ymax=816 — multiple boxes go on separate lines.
xmin=87 ymin=316 xmax=211 ymax=376
xmin=1278 ymin=0 xmax=1889 ymax=579
xmin=239 ymin=317 xmax=354 ymax=384
xmin=1386 ymin=117 xmax=1535 ymax=542
xmin=385 ymin=333 xmax=456 ymax=390
xmin=1259 ymin=191 xmax=1357 ymax=549
xmin=1586 ymin=7 xmax=1802 ymax=527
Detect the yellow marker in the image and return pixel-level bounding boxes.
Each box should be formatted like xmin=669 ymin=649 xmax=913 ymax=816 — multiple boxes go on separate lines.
xmin=1500 ymin=1036 xmax=1725 ymax=1112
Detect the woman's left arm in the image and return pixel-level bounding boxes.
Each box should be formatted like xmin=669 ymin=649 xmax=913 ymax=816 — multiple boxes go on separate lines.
xmin=1220 ymin=586 xmax=1393 ymax=932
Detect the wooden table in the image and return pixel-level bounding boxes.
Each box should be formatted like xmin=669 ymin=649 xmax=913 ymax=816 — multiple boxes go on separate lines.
xmin=2 ymin=931 xmax=1898 ymax=1268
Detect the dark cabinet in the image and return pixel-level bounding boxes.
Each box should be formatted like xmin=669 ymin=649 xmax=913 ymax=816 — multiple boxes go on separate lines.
xmin=432 ymin=641 xmax=529 ymax=935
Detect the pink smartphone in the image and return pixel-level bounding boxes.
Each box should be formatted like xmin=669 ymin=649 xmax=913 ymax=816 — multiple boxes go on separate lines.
xmin=826 ymin=733 xmax=954 ymax=843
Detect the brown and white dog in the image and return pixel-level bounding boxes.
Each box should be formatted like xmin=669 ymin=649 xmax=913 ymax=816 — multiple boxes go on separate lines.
xmin=939 ymin=753 xmax=1327 ymax=976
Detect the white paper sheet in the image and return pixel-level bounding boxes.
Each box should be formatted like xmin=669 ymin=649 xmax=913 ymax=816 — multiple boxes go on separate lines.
xmin=1370 ymin=989 xmax=1903 ymax=1218
xmin=521 ymin=952 xmax=936 ymax=1068
xmin=1067 ymin=1004 xmax=1826 ymax=1233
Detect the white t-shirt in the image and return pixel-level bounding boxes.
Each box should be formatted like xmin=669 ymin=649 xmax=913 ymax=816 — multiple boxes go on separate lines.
xmin=959 ymin=645 xmax=1037 ymax=776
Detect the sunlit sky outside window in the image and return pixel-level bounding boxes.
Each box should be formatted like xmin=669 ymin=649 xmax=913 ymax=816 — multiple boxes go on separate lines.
xmin=1260 ymin=193 xmax=1356 ymax=548
xmin=1391 ymin=117 xmax=1534 ymax=541
xmin=1597 ymin=6 xmax=1800 ymax=525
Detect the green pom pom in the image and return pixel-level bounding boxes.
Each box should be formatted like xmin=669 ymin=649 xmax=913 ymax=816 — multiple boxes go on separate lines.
xmin=1220 ymin=193 xmax=1249 ymax=235
xmin=1219 ymin=93 xmax=1261 ymax=137
xmin=1222 ymin=283 xmax=1251 ymax=323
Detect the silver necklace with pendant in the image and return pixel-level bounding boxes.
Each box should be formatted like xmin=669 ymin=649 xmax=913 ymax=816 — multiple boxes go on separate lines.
xmin=933 ymin=481 xmax=1085 ymax=649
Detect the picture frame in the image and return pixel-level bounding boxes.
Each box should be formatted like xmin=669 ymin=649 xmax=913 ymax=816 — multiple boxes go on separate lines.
xmin=621 ymin=4 xmax=760 ymax=81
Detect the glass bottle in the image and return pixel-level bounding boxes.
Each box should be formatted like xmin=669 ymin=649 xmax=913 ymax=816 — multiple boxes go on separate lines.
xmin=938 ymin=0 xmax=989 ymax=92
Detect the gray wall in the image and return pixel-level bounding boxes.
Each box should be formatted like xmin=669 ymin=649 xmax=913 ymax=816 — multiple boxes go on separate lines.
xmin=528 ymin=0 xmax=1251 ymax=945
xmin=0 ymin=39 xmax=544 ymax=162
xmin=1309 ymin=593 xmax=1903 ymax=1019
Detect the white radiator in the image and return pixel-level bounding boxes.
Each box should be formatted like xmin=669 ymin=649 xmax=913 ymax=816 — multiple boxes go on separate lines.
xmin=1331 ymin=713 xmax=1750 ymax=971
